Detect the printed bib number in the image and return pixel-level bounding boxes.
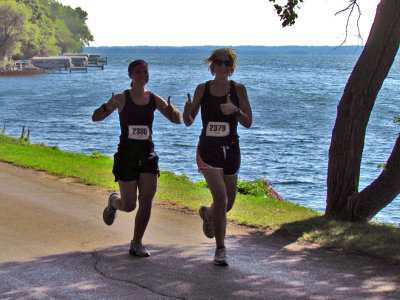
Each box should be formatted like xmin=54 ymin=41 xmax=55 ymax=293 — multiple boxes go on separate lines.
xmin=206 ymin=122 xmax=230 ymax=137
xmin=128 ymin=125 xmax=150 ymax=140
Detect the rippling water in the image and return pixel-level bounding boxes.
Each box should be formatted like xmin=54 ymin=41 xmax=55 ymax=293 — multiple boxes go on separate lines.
xmin=1 ymin=47 xmax=399 ymax=223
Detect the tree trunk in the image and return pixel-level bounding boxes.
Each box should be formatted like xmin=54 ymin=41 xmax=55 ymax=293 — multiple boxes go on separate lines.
xmin=326 ymin=0 xmax=400 ymax=221
xmin=347 ymin=135 xmax=400 ymax=222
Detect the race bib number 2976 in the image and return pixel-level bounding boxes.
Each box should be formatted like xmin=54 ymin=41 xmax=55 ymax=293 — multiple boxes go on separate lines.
xmin=128 ymin=125 xmax=150 ymax=140
xmin=206 ymin=122 xmax=230 ymax=137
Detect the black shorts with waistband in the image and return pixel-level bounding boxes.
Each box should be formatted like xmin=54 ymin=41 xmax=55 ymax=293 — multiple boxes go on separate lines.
xmin=112 ymin=142 xmax=160 ymax=182
xmin=197 ymin=137 xmax=240 ymax=176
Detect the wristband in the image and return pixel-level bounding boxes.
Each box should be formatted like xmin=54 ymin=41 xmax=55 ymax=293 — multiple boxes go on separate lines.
xmin=235 ymin=107 xmax=242 ymax=118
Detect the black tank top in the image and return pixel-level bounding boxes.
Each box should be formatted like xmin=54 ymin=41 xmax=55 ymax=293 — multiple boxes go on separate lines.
xmin=200 ymin=80 xmax=239 ymax=144
xmin=118 ymin=89 xmax=156 ymax=151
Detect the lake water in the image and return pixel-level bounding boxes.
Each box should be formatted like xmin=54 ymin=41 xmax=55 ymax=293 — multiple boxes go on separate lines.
xmin=0 ymin=46 xmax=399 ymax=223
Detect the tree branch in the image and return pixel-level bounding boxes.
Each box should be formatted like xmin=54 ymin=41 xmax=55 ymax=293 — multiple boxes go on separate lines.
xmin=335 ymin=0 xmax=363 ymax=46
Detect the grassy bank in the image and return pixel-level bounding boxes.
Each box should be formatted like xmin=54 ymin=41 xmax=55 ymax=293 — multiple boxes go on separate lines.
xmin=1 ymin=133 xmax=399 ymax=264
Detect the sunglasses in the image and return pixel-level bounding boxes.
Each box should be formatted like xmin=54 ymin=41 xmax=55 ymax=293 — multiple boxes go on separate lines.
xmin=213 ymin=59 xmax=233 ymax=67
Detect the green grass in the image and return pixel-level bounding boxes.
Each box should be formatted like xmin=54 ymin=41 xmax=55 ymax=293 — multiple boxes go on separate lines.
xmin=1 ymin=133 xmax=399 ymax=264
xmin=276 ymin=216 xmax=400 ymax=263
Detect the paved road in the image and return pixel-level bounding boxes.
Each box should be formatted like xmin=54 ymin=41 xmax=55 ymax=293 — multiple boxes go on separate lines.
xmin=1 ymin=161 xmax=399 ymax=299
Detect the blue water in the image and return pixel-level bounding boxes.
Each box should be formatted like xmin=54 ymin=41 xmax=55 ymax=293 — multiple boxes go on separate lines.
xmin=1 ymin=46 xmax=399 ymax=223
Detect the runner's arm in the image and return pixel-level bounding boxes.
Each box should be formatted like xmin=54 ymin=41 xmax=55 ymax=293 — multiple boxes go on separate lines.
xmin=235 ymin=83 xmax=252 ymax=128
xmin=92 ymin=92 xmax=123 ymax=122
xmin=155 ymin=95 xmax=182 ymax=124
xmin=183 ymin=84 xmax=203 ymax=127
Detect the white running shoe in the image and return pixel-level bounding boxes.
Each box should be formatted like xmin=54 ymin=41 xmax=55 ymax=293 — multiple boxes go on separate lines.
xmin=213 ymin=247 xmax=228 ymax=266
xmin=129 ymin=240 xmax=150 ymax=257
xmin=103 ymin=193 xmax=118 ymax=226
xmin=199 ymin=206 xmax=214 ymax=238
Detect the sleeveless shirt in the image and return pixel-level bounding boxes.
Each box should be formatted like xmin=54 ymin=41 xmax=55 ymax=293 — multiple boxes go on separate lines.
xmin=200 ymin=80 xmax=239 ymax=144
xmin=118 ymin=89 xmax=156 ymax=151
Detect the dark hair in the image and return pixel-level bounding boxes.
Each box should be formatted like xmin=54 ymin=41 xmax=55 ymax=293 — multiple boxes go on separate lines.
xmin=128 ymin=59 xmax=148 ymax=75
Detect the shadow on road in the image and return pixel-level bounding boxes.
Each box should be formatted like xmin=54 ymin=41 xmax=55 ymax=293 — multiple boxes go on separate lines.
xmin=1 ymin=233 xmax=400 ymax=299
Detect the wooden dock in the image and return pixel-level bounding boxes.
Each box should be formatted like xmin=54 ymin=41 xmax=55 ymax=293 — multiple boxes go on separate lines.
xmin=69 ymin=66 xmax=88 ymax=73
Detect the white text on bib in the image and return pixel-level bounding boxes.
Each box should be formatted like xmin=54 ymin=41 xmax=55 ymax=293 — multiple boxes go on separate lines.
xmin=128 ymin=125 xmax=150 ymax=140
xmin=206 ymin=122 xmax=230 ymax=137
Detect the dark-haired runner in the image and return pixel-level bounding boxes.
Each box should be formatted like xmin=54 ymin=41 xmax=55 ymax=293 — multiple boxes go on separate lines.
xmin=92 ymin=59 xmax=182 ymax=257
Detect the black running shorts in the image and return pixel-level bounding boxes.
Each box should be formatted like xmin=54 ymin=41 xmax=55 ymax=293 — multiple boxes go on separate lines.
xmin=112 ymin=145 xmax=160 ymax=182
xmin=197 ymin=139 xmax=240 ymax=176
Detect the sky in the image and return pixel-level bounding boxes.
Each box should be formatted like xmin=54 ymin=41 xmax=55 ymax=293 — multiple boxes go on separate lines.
xmin=58 ymin=0 xmax=382 ymax=47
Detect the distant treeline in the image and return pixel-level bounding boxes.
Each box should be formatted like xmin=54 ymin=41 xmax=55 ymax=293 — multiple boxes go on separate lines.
xmin=84 ymin=45 xmax=368 ymax=56
xmin=0 ymin=0 xmax=93 ymax=61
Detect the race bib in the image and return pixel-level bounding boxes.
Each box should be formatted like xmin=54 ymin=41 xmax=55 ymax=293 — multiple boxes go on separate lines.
xmin=128 ymin=125 xmax=150 ymax=140
xmin=206 ymin=122 xmax=230 ymax=137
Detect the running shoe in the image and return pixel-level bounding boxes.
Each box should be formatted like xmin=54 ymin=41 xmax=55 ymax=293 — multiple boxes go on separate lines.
xmin=129 ymin=240 xmax=151 ymax=257
xmin=199 ymin=206 xmax=214 ymax=238
xmin=103 ymin=192 xmax=118 ymax=226
xmin=213 ymin=247 xmax=228 ymax=266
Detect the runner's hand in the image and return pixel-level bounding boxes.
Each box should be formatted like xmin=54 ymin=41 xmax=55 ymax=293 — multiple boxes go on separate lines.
xmin=166 ymin=96 xmax=174 ymax=113
xmin=220 ymin=93 xmax=237 ymax=115
xmin=107 ymin=92 xmax=119 ymax=111
xmin=184 ymin=93 xmax=194 ymax=126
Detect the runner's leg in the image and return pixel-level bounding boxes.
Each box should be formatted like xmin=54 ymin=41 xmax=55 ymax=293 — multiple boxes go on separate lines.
xmin=201 ymin=168 xmax=227 ymax=249
xmin=115 ymin=180 xmax=138 ymax=212
xmin=224 ymin=174 xmax=238 ymax=213
xmin=133 ymin=173 xmax=158 ymax=241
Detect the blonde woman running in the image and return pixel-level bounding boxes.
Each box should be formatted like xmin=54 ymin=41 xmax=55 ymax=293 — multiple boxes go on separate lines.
xmin=183 ymin=48 xmax=252 ymax=265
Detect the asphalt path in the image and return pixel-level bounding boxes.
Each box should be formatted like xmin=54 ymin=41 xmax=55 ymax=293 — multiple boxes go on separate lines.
xmin=1 ymin=161 xmax=399 ymax=299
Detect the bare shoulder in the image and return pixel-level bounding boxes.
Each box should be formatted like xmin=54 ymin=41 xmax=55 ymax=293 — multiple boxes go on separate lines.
xmin=114 ymin=91 xmax=126 ymax=101
xmin=193 ymin=83 xmax=206 ymax=98
xmin=234 ymin=82 xmax=248 ymax=98
xmin=153 ymin=93 xmax=167 ymax=108
xmin=195 ymin=83 xmax=205 ymax=92
xmin=153 ymin=93 xmax=164 ymax=101
xmin=234 ymin=82 xmax=247 ymax=91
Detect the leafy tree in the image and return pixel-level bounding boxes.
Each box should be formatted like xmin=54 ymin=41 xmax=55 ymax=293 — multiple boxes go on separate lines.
xmin=270 ymin=0 xmax=400 ymax=222
xmin=10 ymin=0 xmax=58 ymax=57
xmin=55 ymin=4 xmax=93 ymax=53
xmin=74 ymin=6 xmax=88 ymax=22
xmin=10 ymin=0 xmax=93 ymax=58
xmin=54 ymin=19 xmax=76 ymax=53
xmin=14 ymin=23 xmax=40 ymax=59
xmin=36 ymin=14 xmax=58 ymax=55
xmin=0 ymin=0 xmax=29 ymax=62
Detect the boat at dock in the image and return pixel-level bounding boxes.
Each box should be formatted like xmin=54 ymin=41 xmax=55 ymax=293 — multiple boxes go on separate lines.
xmin=30 ymin=53 xmax=107 ymax=73
xmin=63 ymin=53 xmax=107 ymax=69
xmin=31 ymin=56 xmax=71 ymax=70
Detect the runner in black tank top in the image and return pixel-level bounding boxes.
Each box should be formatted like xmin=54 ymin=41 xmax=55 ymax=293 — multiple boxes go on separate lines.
xmin=183 ymin=48 xmax=252 ymax=266
xmin=112 ymin=90 xmax=158 ymax=183
xmin=92 ymin=59 xmax=182 ymax=257
xmin=198 ymin=80 xmax=240 ymax=175
xmin=118 ymin=89 xmax=156 ymax=149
